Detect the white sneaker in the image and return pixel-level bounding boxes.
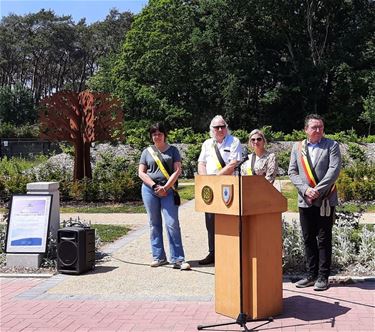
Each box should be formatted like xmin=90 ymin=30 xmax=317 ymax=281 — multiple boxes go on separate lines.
xmin=150 ymin=259 xmax=168 ymax=267
xmin=173 ymin=261 xmax=191 ymax=270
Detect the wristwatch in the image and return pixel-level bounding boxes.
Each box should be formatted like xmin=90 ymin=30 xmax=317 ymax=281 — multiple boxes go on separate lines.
xmin=152 ymin=184 xmax=157 ymax=191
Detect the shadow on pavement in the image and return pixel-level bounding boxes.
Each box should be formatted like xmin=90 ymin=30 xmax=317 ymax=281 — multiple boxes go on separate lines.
xmin=88 ymin=266 xmax=118 ymax=274
xmin=281 ymin=295 xmax=350 ymax=321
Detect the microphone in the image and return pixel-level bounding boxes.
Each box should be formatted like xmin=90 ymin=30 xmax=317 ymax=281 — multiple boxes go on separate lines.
xmin=236 ymin=154 xmax=249 ymax=171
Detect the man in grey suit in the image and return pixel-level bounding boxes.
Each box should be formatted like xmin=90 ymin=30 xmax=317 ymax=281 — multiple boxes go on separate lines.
xmin=288 ymin=114 xmax=341 ymax=291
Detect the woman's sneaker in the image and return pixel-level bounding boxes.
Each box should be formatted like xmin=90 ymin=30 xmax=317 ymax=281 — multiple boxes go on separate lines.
xmin=173 ymin=261 xmax=191 ymax=270
xmin=150 ymin=259 xmax=168 ymax=267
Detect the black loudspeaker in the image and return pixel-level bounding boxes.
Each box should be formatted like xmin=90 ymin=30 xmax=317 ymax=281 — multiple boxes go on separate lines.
xmin=57 ymin=227 xmax=95 ymax=274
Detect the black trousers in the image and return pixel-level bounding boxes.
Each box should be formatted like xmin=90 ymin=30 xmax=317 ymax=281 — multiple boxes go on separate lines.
xmin=205 ymin=212 xmax=215 ymax=253
xmin=299 ymin=206 xmax=335 ymax=279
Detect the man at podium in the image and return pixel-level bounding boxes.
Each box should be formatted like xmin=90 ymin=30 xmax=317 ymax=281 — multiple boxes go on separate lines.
xmin=197 ymin=115 xmax=242 ymax=265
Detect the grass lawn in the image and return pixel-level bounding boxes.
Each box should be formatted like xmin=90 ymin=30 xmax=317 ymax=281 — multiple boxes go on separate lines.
xmin=61 ymin=202 xmax=146 ymax=214
xmin=281 ymin=181 xmax=298 ymax=212
xmin=92 ymin=224 xmax=130 ymax=243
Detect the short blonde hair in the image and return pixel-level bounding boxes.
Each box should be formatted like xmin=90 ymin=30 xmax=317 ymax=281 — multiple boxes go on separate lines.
xmin=248 ymin=129 xmax=267 ymax=145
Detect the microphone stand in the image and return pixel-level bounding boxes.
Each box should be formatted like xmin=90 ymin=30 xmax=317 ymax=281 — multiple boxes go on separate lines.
xmin=197 ymin=161 xmax=273 ymax=331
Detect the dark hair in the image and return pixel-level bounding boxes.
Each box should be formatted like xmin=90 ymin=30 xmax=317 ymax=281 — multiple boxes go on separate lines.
xmin=304 ymin=114 xmax=324 ymax=128
xmin=149 ymin=122 xmax=167 ymax=140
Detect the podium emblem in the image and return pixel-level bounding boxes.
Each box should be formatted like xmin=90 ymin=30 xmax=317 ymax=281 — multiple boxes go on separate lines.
xmin=202 ymin=186 xmax=214 ymax=204
xmin=221 ymin=185 xmax=233 ymax=206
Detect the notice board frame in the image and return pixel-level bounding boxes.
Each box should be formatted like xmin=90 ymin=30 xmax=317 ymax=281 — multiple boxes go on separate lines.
xmin=5 ymin=194 xmax=53 ymax=254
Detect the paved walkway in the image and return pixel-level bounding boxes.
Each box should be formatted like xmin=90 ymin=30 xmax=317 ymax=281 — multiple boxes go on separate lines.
xmin=1 ymin=200 xmax=374 ymax=331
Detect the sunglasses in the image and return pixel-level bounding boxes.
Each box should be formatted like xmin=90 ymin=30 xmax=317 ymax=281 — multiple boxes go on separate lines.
xmin=251 ymin=137 xmax=263 ymax=142
xmin=213 ymin=125 xmax=226 ymax=129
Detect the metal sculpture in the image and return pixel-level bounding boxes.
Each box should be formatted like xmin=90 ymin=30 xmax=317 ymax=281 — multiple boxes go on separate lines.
xmin=39 ymin=90 xmax=124 ymax=180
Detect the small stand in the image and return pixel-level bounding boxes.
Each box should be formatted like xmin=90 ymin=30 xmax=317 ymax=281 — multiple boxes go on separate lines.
xmin=197 ymin=168 xmax=274 ymax=331
xmin=198 ymin=313 xmax=273 ymax=331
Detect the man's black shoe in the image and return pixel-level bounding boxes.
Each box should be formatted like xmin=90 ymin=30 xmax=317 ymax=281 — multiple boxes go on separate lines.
xmin=198 ymin=253 xmax=215 ymax=265
xmin=295 ymin=275 xmax=316 ymax=288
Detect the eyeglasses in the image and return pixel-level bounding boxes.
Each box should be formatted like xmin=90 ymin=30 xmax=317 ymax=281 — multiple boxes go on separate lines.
xmin=212 ymin=125 xmax=226 ymax=129
xmin=251 ymin=137 xmax=263 ymax=142
xmin=309 ymin=126 xmax=324 ymax=131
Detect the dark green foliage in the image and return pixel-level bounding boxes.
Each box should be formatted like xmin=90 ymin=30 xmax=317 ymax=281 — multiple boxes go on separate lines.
xmin=169 ymin=127 xmax=207 ymax=144
xmin=123 ymin=120 xmax=152 ymax=149
xmin=0 ymin=85 xmax=36 ymax=125
xmin=0 ymin=123 xmax=39 ymax=138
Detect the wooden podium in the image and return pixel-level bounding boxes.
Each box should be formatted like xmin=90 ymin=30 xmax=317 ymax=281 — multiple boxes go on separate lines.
xmin=195 ymin=175 xmax=287 ymax=320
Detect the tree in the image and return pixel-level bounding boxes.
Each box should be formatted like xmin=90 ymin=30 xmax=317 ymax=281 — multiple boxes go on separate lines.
xmin=112 ymin=0 xmax=196 ymax=128
xmin=0 ymin=9 xmax=133 ymax=103
xmin=0 ymin=84 xmax=36 ymax=125
xmin=360 ymin=73 xmax=375 ymax=135
xmin=39 ymin=90 xmax=124 ymax=180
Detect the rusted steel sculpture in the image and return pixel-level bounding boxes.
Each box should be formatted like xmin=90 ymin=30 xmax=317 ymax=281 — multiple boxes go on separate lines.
xmin=39 ymin=90 xmax=124 ymax=180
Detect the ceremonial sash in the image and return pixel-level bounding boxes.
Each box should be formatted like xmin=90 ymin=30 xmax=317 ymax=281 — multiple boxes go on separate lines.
xmin=244 ymin=153 xmax=256 ymax=175
xmin=298 ymin=140 xmax=318 ymax=187
xmin=147 ymin=146 xmax=180 ymax=205
xmin=298 ymin=140 xmax=336 ymax=216
xmin=147 ymin=146 xmax=170 ymax=180
xmin=211 ymin=142 xmax=226 ymax=171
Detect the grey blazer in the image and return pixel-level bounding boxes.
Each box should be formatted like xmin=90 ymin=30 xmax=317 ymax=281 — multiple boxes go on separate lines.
xmin=288 ymin=138 xmax=341 ymax=208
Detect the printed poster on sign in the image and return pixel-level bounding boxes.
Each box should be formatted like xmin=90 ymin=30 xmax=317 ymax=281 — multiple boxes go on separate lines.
xmin=5 ymin=194 xmax=52 ymax=253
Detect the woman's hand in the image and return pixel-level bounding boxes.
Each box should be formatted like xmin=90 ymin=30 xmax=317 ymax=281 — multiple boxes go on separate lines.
xmin=155 ymin=185 xmax=168 ymax=197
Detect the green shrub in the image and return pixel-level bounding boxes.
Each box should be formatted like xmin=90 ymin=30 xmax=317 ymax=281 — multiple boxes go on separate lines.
xmin=284 ymin=129 xmax=306 ymax=141
xmin=276 ymin=150 xmax=291 ymax=172
xmin=337 ymin=162 xmax=375 ymax=201
xmin=282 ymin=210 xmax=375 ymax=275
xmin=125 ymin=127 xmax=150 ymax=149
xmin=182 ymin=143 xmax=201 ymax=178
xmin=363 ymin=135 xmax=375 ymax=143
xmin=347 ymin=142 xmax=366 ymax=162
xmin=326 ymin=129 xmax=360 ymax=143
xmin=58 ymin=143 xmax=75 ymax=156
xmin=0 ymin=123 xmax=39 ymax=138
xmin=282 ymin=220 xmax=305 ymax=272
xmin=231 ymin=129 xmax=249 ymax=143
xmin=260 ymin=125 xmax=284 ymax=142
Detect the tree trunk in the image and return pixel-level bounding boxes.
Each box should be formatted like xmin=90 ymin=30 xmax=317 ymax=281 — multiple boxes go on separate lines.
xmin=83 ymin=141 xmax=92 ymax=179
xmin=73 ymin=138 xmax=85 ymax=180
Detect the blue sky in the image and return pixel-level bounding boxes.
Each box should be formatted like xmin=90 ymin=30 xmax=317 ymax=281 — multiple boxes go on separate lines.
xmin=0 ymin=0 xmax=149 ymax=24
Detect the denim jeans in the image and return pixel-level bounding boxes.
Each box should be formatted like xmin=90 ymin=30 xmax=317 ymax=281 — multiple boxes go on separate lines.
xmin=141 ymin=184 xmax=185 ymax=263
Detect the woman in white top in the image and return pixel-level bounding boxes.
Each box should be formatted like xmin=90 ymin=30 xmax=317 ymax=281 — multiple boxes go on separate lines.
xmin=240 ymin=129 xmax=278 ymax=183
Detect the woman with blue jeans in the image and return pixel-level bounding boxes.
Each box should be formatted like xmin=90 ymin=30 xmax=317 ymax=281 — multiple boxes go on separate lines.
xmin=138 ymin=122 xmax=190 ymax=270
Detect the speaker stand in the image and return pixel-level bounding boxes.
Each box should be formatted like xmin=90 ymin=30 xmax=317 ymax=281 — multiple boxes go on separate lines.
xmin=198 ymin=313 xmax=273 ymax=331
